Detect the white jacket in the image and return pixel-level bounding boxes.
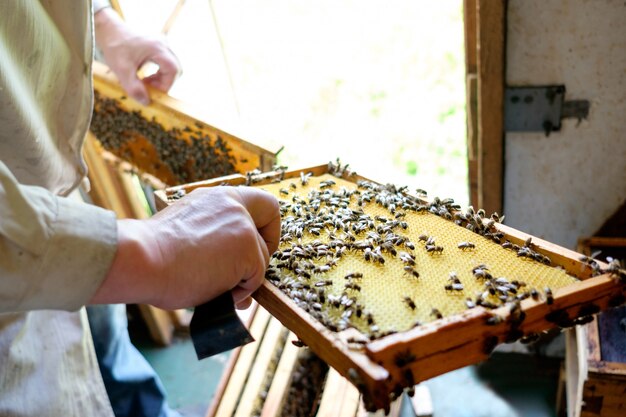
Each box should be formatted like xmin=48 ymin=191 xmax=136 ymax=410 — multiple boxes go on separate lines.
xmin=0 ymin=1 xmax=117 ymax=415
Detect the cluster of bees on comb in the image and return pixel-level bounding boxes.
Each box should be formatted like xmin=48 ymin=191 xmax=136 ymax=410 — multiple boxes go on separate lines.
xmin=260 ymin=161 xmax=588 ymax=340
xmin=90 ymin=91 xmax=236 ymax=184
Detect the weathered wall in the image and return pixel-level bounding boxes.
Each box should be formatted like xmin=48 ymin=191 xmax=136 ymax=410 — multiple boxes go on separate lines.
xmin=504 ymin=0 xmax=626 ymax=249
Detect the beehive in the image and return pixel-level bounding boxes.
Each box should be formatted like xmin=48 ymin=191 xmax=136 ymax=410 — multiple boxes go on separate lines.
xmin=156 ymin=163 xmax=626 ymax=413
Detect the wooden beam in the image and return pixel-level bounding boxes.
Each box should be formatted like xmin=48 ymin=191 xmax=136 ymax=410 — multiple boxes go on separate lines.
xmin=476 ymin=0 xmax=505 ymax=215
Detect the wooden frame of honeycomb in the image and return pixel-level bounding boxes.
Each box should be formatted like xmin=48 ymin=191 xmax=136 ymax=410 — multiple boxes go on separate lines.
xmin=156 ymin=163 xmax=625 ymax=413
xmin=91 ymin=61 xmax=277 ymax=187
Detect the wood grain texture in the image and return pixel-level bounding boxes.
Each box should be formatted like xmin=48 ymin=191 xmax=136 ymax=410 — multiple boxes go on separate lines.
xmin=476 ymin=0 xmax=505 ymax=216
xmin=211 ymin=308 xmax=271 ymax=417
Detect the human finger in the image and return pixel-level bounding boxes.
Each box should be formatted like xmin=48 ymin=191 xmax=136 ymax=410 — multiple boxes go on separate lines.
xmin=116 ymin=64 xmax=150 ymax=105
xmin=233 ymin=295 xmax=253 ymax=310
xmin=234 ymin=188 xmax=281 ymax=255
xmin=142 ymin=49 xmax=181 ymax=92
xmin=231 ymin=230 xmax=270 ymax=301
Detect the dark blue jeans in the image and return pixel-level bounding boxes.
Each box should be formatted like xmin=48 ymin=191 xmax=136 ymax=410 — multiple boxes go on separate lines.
xmin=87 ymin=304 xmax=180 ymax=417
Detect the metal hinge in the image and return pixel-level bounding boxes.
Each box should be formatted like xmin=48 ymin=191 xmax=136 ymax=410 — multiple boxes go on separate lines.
xmin=504 ymin=85 xmax=590 ymax=136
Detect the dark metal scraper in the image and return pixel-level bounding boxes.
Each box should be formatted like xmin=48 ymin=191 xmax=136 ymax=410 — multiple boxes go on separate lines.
xmin=189 ymin=292 xmax=254 ymax=359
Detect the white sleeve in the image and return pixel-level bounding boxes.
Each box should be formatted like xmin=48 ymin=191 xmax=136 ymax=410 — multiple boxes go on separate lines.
xmin=92 ymin=0 xmax=111 ymax=13
xmin=0 ymin=162 xmax=118 ymax=312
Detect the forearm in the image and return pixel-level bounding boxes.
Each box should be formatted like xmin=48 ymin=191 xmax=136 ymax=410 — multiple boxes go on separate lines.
xmin=89 ymin=219 xmax=161 ymax=306
xmin=93 ymin=7 xmax=126 ymax=52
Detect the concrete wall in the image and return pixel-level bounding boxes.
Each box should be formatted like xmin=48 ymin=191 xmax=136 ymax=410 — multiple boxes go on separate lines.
xmin=504 ymin=0 xmax=626 ymax=250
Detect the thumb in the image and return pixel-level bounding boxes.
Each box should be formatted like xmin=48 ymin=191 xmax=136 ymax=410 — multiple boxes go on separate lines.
xmin=118 ymin=70 xmax=150 ymax=105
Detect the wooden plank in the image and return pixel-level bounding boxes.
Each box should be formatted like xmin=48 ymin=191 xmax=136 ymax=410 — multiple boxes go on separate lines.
xmin=83 ymin=133 xmax=130 ymax=216
xmin=464 ymin=0 xmax=477 ymax=74
xmin=109 ymin=0 xmax=125 ymax=19
xmin=356 ymin=396 xmax=402 ymax=417
xmin=410 ymin=384 xmax=434 ymax=417
xmin=211 ymin=307 xmax=271 ymax=417
xmin=476 ymin=0 xmax=505 ymax=216
xmin=565 ymin=327 xmax=587 ymax=417
xmin=337 ymin=380 xmax=362 ymax=417
xmin=316 ymin=369 xmax=354 ymax=417
xmin=581 ymin=373 xmax=626 ymax=417
xmin=203 ymin=303 xmax=258 ymax=417
xmin=116 ymin=165 xmax=150 ymax=219
xmin=259 ymin=333 xmax=301 ymax=417
xmin=161 ymin=0 xmax=186 ymax=35
xmin=464 ymin=0 xmax=479 ymax=209
xmin=136 ymin=304 xmax=173 ymax=346
xmin=254 ymin=282 xmax=391 ymax=412
xmin=233 ymin=317 xmax=286 ymax=417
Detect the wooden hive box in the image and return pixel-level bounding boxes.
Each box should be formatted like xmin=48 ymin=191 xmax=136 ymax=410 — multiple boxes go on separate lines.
xmin=566 ymin=237 xmax=626 ymax=417
xmin=206 ymin=304 xmax=431 ymax=417
xmin=155 ymin=164 xmax=626 ymax=413
xmin=90 ymin=61 xmax=278 ymax=187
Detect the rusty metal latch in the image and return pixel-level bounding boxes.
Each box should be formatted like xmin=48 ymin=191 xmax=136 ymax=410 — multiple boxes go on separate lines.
xmin=504 ymin=85 xmax=590 ymax=136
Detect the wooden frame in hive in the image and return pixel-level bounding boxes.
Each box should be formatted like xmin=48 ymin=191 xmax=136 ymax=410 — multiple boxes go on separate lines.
xmin=155 ymin=164 xmax=626 ymax=413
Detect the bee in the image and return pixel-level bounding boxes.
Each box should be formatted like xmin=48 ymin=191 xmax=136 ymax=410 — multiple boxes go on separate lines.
xmin=344 ymin=272 xmax=363 ymax=280
xmin=509 ymin=302 xmax=526 ymax=325
xmin=545 ymin=287 xmax=554 ymax=305
xmin=417 ymin=234 xmax=429 ymax=243
xmin=605 ymin=257 xmax=626 ymax=281
xmin=279 ymin=188 xmax=289 ymax=195
xmin=445 ymin=283 xmax=464 ymax=291
xmin=458 ymin=241 xmax=476 ymax=251
xmin=426 ymin=245 xmax=444 ymax=254
xmin=491 ymin=212 xmax=504 ymax=223
xmin=366 ymin=312 xmax=375 ymax=325
xmin=328 ymin=295 xmax=341 ymax=308
xmin=319 ymin=179 xmax=336 ymax=189
xmin=300 ymin=171 xmax=311 ymax=186
xmin=430 ymin=308 xmax=443 ymax=320
xmin=380 ymin=241 xmax=397 ymax=256
xmin=465 ymin=298 xmax=476 ymax=309
xmin=405 ymin=241 xmax=416 ymax=250
xmin=399 ymin=251 xmax=416 ymax=266
xmin=344 ymin=282 xmax=362 ymax=291
xmin=494 ymin=277 xmax=509 ymax=286
xmin=403 ymin=296 xmax=417 ymax=310
xmin=448 ymin=272 xmax=461 ymax=283
xmin=486 ymin=314 xmax=504 ymax=325
xmin=315 ymin=280 xmax=333 ymax=287
xmin=291 ymin=339 xmax=306 ymax=347
xmin=313 ymin=264 xmax=330 ymax=274
xmin=403 ymin=266 xmax=420 ymax=278
xmin=289 ymin=182 xmax=297 ymax=190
